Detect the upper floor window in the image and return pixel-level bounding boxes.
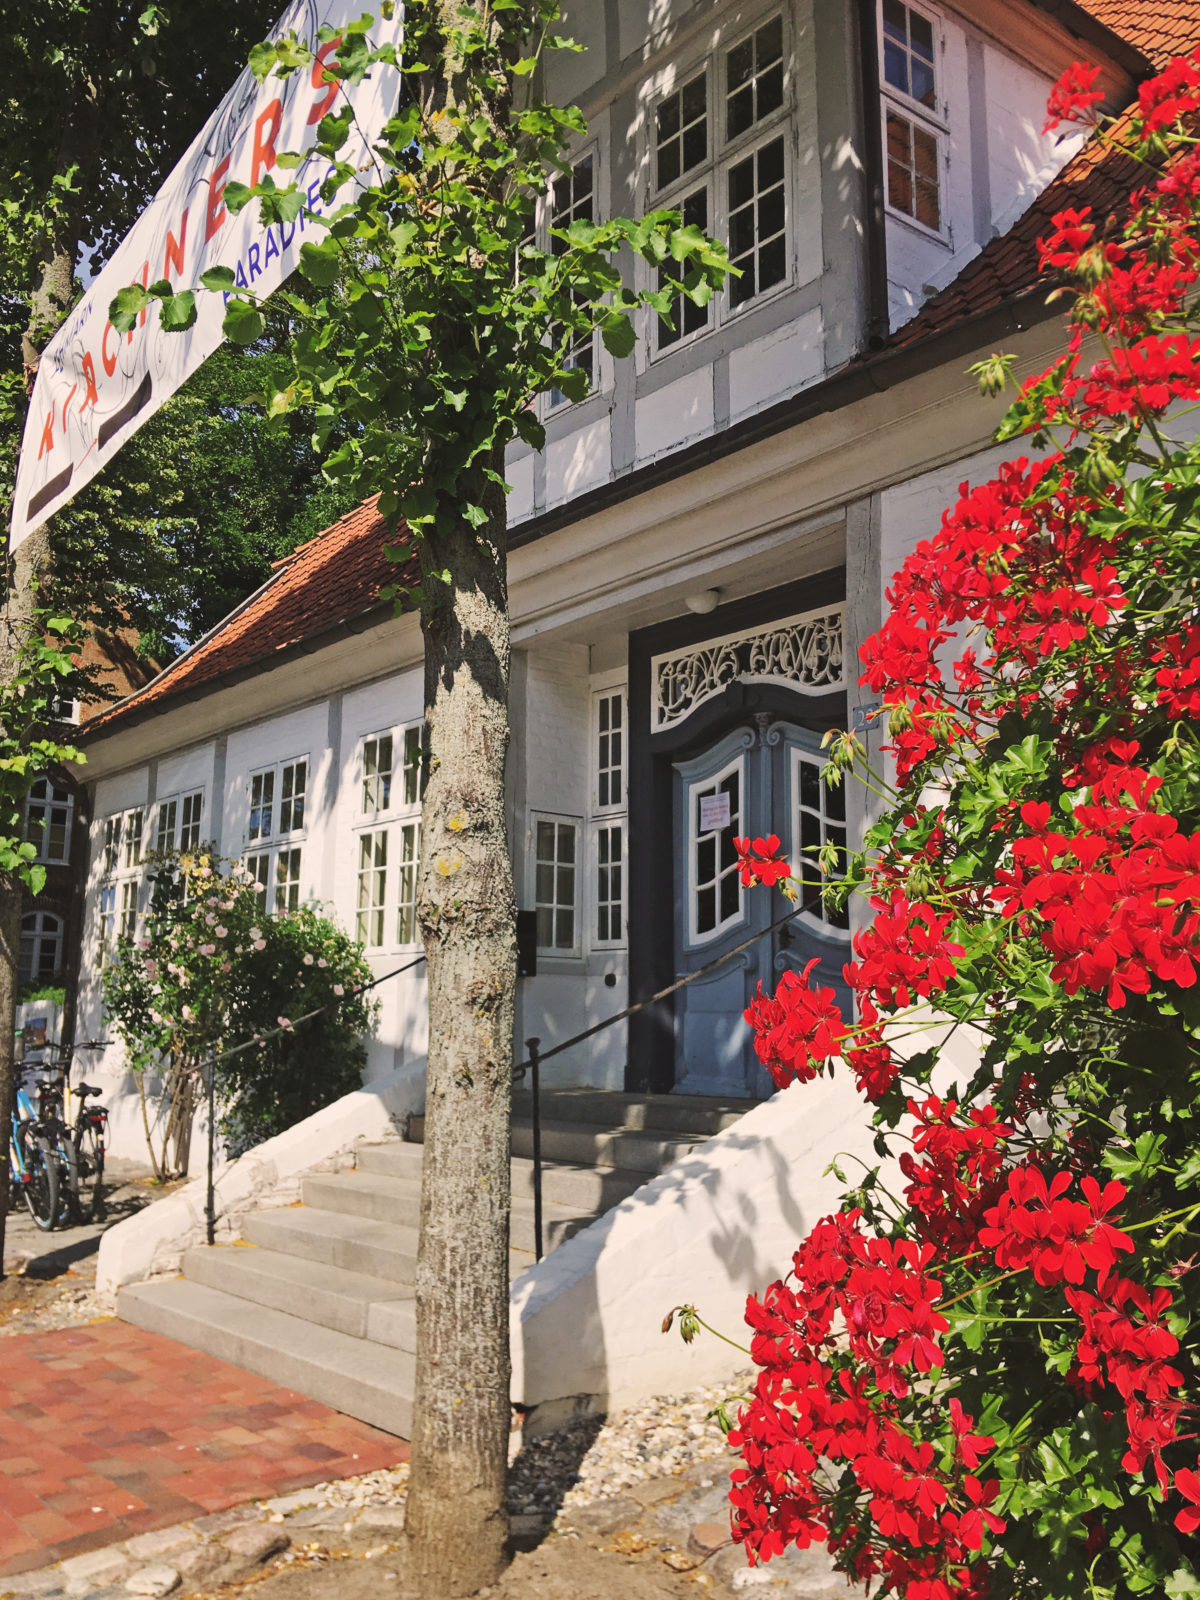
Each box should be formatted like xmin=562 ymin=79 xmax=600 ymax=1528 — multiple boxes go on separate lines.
xmin=651 ymin=13 xmax=790 ymax=352
xmin=25 ymin=778 xmax=73 ymax=865
xmin=98 ymin=805 xmax=145 ymax=947
xmin=548 ymin=154 xmax=597 ymax=408
xmin=880 ymin=0 xmax=943 ymax=234
xmin=155 ymin=790 xmax=203 ymax=855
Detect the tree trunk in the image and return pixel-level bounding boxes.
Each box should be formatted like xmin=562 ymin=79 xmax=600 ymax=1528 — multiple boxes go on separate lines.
xmin=404 ymin=455 xmax=515 ymax=1596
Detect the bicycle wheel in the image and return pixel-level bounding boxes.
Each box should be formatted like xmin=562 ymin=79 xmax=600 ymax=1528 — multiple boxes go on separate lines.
xmin=20 ymin=1132 xmax=59 ymax=1231
xmin=56 ymin=1132 xmax=81 ymax=1226
xmin=73 ymin=1121 xmax=106 ymax=1224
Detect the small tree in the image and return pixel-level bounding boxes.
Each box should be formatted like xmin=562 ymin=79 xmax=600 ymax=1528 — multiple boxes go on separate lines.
xmin=124 ymin=4 xmax=730 ymax=1590
xmin=102 ymin=851 xmax=375 ymax=1178
xmin=699 ymin=55 xmax=1200 ymax=1600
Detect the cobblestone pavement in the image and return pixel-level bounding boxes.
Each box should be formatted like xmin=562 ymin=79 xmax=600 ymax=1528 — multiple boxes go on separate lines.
xmin=0 ymin=1371 xmax=856 ymax=1600
xmin=0 ymin=1322 xmax=407 ymax=1579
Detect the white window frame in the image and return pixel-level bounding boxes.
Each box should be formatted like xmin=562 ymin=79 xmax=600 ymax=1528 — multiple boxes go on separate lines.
xmin=878 ymin=0 xmax=948 ymax=241
xmin=523 ymin=146 xmax=604 ymax=413
xmin=244 ymin=756 xmax=309 ymax=914
xmin=587 ymin=680 xmax=628 ymax=952
xmin=356 ymin=828 xmax=389 ymax=948
xmin=530 ymin=811 xmax=582 ymax=957
xmin=348 ymin=724 xmax=424 ymax=953
xmin=20 ymin=911 xmax=63 ymax=987
xmin=97 ymin=805 xmax=145 ymax=953
xmin=25 ymin=777 xmax=73 ymax=865
xmin=686 ymin=752 xmax=746 ymax=949
xmin=646 ymin=7 xmax=793 ymax=358
xmin=788 ymin=743 xmax=853 ymax=941
xmin=97 ymin=887 xmax=117 ymax=968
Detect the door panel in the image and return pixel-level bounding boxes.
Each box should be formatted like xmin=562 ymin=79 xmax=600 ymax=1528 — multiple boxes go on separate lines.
xmin=672 ymin=720 xmax=852 ymax=1099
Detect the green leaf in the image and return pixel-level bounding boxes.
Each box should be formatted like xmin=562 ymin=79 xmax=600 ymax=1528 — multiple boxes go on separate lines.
xmin=108 ymin=283 xmax=150 ymax=333
xmin=200 ymin=265 xmax=236 ymax=292
xmin=463 ymin=502 xmax=489 ymax=529
xmin=223 ymin=179 xmax=252 ymax=215
xmin=299 ymin=241 xmax=340 ymax=286
xmin=223 ymin=298 xmax=265 ymax=346
xmin=159 ymin=289 xmax=197 ymax=330
xmin=600 ymin=311 xmax=636 ymax=358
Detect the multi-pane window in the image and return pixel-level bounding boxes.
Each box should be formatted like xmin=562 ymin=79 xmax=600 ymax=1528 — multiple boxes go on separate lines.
xmin=880 ymin=0 xmax=942 ymax=233
xmin=155 ymin=798 xmax=178 ymax=854
xmin=596 ymin=824 xmax=623 ymax=944
xmin=97 ymin=804 xmax=145 ymax=961
xmin=275 ymin=847 xmax=302 ymax=914
xmin=396 ymin=822 xmax=420 ymax=946
xmin=363 ymin=735 xmax=393 ymax=815
xmin=25 ymin=778 xmax=73 ymax=864
xmin=657 ymin=72 xmax=707 ymax=189
xmin=651 ymin=13 xmax=789 ymax=352
xmin=245 ymin=756 xmax=308 ymax=912
xmin=249 ymin=770 xmax=275 ymax=842
xmin=589 ymin=686 xmax=627 ymax=949
xmin=690 ymin=762 xmax=743 ymax=942
xmin=793 ymin=748 xmax=850 ymax=932
xmin=97 ymin=886 xmax=116 ymax=967
xmin=102 ymin=815 xmax=123 ymax=876
xmin=356 ymin=831 xmax=388 ymax=947
xmin=594 ymin=691 xmax=625 ymax=811
xmin=179 ymin=791 xmax=204 ymax=851
xmin=726 ymin=15 xmax=784 ymax=139
xmin=534 ymin=817 xmax=579 ymax=953
xmin=728 ymin=136 xmax=786 ymax=307
xmin=20 ymin=911 xmax=63 ymax=986
xmin=279 ymin=761 xmax=306 ymax=834
xmin=124 ymin=809 xmax=143 ymax=869
xmin=119 ymin=880 xmax=138 ymax=941
xmin=349 ymin=724 xmax=423 ymax=952
xmin=549 ymin=155 xmax=597 ymax=407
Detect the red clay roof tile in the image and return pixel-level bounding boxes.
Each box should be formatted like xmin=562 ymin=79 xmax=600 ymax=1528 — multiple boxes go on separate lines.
xmin=84 ymin=496 xmax=415 ymax=735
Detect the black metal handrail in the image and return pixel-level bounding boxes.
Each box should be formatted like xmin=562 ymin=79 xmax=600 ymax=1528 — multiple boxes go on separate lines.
xmin=515 ymin=897 xmax=823 ymax=1260
xmin=198 ymin=894 xmax=826 ymax=1261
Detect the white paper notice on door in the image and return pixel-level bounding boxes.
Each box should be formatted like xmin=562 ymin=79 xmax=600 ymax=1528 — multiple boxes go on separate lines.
xmin=699 ymin=792 xmax=732 ymax=832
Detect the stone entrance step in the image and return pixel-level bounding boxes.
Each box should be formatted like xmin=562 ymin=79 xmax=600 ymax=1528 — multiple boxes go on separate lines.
xmin=117 ymin=1089 xmax=752 ymax=1438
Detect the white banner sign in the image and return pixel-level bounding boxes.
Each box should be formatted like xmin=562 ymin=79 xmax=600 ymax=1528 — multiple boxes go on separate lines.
xmin=11 ymin=0 xmax=402 ymax=549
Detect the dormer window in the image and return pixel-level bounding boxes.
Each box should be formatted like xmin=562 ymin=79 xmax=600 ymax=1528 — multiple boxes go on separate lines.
xmin=880 ymin=0 xmax=943 ymax=235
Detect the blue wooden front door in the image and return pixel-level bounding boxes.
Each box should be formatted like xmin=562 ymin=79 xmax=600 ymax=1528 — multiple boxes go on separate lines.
xmin=672 ymin=721 xmax=851 ymax=1098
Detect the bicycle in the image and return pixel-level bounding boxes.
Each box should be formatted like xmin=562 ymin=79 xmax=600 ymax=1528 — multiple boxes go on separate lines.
xmin=8 ymin=1069 xmax=60 ymax=1231
xmin=19 ymin=1041 xmax=110 ymax=1226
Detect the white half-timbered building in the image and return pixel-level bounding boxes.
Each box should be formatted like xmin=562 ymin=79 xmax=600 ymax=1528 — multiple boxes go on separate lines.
xmin=72 ymin=0 xmax=1162 ymax=1159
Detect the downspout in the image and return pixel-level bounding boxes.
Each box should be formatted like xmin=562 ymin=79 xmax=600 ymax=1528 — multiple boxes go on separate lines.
xmin=856 ymin=0 xmax=890 ymax=350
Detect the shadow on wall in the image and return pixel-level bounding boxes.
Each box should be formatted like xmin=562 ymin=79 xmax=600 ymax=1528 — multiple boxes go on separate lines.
xmin=510 ymin=1071 xmax=881 ymax=1423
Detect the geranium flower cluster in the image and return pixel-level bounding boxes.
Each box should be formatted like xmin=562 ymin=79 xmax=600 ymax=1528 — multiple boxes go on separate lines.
xmin=717 ymin=49 xmax=1200 ymax=1600
xmin=731 ymin=1205 xmax=1002 ymax=1598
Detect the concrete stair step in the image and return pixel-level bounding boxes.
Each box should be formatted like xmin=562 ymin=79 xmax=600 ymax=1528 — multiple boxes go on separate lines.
xmin=119 ymin=1277 xmax=415 ymax=1437
xmin=241 ymin=1203 xmax=533 ymax=1283
xmin=182 ymin=1244 xmax=413 ymax=1342
xmin=303 ymin=1170 xmax=602 ymax=1253
xmin=512 ymin=1089 xmax=751 ymax=1137
xmin=357 ymin=1143 xmax=646 ymax=1212
xmin=407 ymin=1115 xmax=705 ymax=1174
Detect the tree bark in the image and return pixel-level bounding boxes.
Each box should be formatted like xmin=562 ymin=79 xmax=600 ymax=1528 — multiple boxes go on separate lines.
xmin=404 ymin=453 xmax=515 ymax=1596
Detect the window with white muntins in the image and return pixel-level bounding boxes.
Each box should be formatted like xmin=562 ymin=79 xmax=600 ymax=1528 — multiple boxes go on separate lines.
xmin=350 ymin=724 xmax=425 ymax=951
xmin=532 ymin=815 xmax=580 ymax=956
xmin=589 ymin=685 xmax=627 ymax=950
xmin=97 ymin=804 xmax=145 ymax=953
xmin=547 ymin=154 xmax=598 ymax=408
xmin=244 ymin=757 xmax=308 ymax=913
xmin=650 ymin=12 xmax=789 ymax=354
xmin=790 ymin=745 xmax=851 ymax=934
xmin=880 ymin=0 xmax=944 ymax=235
xmin=25 ymin=778 xmax=73 ymax=865
xmin=154 ymin=790 xmax=204 ymax=855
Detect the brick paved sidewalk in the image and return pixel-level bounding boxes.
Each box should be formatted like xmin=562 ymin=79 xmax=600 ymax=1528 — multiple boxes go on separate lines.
xmin=0 ymin=1320 xmax=408 ymax=1578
